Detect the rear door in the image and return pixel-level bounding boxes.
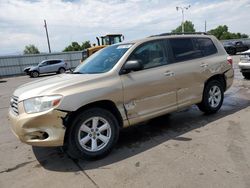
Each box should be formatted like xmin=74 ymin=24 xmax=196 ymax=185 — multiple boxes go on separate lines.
xmin=50 ymin=60 xmax=61 ymax=72
xmin=166 ymin=37 xmax=206 ymax=108
xmin=120 ymin=40 xmax=177 ymax=124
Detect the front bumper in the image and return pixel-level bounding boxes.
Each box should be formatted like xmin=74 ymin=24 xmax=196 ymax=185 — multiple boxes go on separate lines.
xmin=8 ymin=104 xmax=67 ymax=147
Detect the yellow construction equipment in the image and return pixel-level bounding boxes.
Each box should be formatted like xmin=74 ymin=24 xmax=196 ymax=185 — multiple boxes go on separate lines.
xmin=80 ymin=34 xmax=124 ymax=63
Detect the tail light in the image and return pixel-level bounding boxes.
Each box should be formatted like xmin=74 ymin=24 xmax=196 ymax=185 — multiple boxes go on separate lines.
xmin=227 ymin=56 xmax=233 ymax=66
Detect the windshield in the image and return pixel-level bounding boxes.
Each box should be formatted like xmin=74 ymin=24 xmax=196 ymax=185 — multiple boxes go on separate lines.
xmin=74 ymin=44 xmax=133 ymax=74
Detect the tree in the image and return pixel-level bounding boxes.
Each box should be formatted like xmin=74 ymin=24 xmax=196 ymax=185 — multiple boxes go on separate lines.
xmin=23 ymin=44 xmax=40 ymax=54
xmin=208 ymin=25 xmax=249 ymax=40
xmin=81 ymin=41 xmax=91 ymax=50
xmin=63 ymin=41 xmax=91 ymax=52
xmin=172 ymin=21 xmax=195 ymax=33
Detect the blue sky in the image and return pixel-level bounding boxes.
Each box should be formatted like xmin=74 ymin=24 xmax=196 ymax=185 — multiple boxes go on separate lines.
xmin=0 ymin=0 xmax=249 ymax=55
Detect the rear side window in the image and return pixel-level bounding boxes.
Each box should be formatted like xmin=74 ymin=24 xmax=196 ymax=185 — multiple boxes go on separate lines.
xmin=169 ymin=38 xmax=202 ymax=62
xmin=196 ymin=38 xmax=217 ymax=56
xmin=48 ymin=60 xmax=61 ymax=65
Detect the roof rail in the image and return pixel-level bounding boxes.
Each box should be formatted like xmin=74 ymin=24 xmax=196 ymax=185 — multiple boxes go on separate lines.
xmin=150 ymin=32 xmax=209 ymax=37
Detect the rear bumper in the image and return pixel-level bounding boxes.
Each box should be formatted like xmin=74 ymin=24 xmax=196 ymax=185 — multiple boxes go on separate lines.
xmin=8 ymin=107 xmax=67 ymax=147
xmin=224 ymin=68 xmax=234 ymax=91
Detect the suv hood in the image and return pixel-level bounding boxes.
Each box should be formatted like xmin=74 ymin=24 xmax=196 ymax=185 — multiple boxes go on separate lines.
xmin=14 ymin=73 xmax=104 ymax=101
xmin=24 ymin=66 xmax=35 ymax=71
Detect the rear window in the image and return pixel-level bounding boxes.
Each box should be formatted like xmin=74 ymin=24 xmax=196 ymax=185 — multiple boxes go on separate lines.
xmin=196 ymin=38 xmax=217 ymax=56
xmin=169 ymin=38 xmax=203 ymax=62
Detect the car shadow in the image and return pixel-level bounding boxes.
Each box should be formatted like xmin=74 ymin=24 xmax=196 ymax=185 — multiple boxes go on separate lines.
xmin=28 ymin=73 xmax=56 ymax=79
xmin=29 ymin=71 xmax=73 ymax=79
xmin=0 ymin=80 xmax=7 ymax=83
xmin=32 ymin=95 xmax=250 ymax=172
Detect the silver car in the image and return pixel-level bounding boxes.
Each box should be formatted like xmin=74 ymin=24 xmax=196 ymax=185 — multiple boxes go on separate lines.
xmin=24 ymin=59 xmax=70 ymax=78
xmin=239 ymin=50 xmax=250 ymax=79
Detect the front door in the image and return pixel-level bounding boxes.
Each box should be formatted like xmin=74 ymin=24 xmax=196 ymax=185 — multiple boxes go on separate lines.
xmin=39 ymin=61 xmax=50 ymax=73
xmin=120 ymin=40 xmax=177 ymax=124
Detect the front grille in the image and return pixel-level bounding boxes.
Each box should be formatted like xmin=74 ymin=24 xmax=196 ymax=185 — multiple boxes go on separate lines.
xmin=11 ymin=96 xmax=19 ymax=115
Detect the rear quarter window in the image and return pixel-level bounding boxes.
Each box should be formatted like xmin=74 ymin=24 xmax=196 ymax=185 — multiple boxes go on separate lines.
xmin=196 ymin=38 xmax=217 ymax=56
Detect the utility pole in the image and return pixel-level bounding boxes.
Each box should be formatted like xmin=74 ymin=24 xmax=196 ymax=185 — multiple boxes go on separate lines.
xmin=44 ymin=20 xmax=51 ymax=53
xmin=176 ymin=5 xmax=191 ymax=33
xmin=205 ymin=20 xmax=207 ymax=33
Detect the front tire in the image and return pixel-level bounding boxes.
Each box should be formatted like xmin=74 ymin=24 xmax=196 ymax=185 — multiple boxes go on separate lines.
xmin=30 ymin=71 xmax=39 ymax=78
xmin=65 ymin=108 xmax=119 ymax=160
xmin=198 ymin=80 xmax=224 ymax=114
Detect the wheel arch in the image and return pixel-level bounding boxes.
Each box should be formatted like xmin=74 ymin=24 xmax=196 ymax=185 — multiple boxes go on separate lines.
xmin=64 ymin=100 xmax=124 ymax=129
xmin=205 ymin=74 xmax=226 ymax=92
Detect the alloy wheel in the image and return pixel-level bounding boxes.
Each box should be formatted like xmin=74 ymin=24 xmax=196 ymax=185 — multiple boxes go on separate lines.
xmin=208 ymin=85 xmax=221 ymax=108
xmin=78 ymin=116 xmax=111 ymax=152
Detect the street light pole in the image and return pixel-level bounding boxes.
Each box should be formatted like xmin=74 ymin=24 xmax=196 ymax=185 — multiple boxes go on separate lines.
xmin=205 ymin=20 xmax=207 ymax=32
xmin=176 ymin=5 xmax=191 ymax=33
xmin=44 ymin=19 xmax=51 ymax=53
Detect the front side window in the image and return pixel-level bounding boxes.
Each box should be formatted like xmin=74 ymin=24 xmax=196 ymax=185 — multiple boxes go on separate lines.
xmin=169 ymin=38 xmax=202 ymax=62
xmin=128 ymin=41 xmax=167 ymax=69
xmin=74 ymin=44 xmax=132 ymax=74
xmin=39 ymin=61 xmax=48 ymax=67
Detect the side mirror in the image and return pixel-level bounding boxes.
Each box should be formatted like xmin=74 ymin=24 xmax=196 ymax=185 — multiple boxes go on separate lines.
xmin=122 ymin=60 xmax=142 ymax=74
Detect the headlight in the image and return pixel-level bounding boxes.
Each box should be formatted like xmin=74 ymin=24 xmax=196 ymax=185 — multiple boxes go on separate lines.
xmin=23 ymin=95 xmax=63 ymax=114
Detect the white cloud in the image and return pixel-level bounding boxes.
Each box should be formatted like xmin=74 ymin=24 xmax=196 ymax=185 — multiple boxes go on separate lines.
xmin=0 ymin=0 xmax=249 ymax=55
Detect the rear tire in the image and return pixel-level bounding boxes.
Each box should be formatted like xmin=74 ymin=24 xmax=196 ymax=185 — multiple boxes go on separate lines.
xmin=58 ymin=67 xmax=66 ymax=74
xmin=242 ymin=72 xmax=250 ymax=80
xmin=30 ymin=71 xmax=39 ymax=78
xmin=197 ymin=80 xmax=224 ymax=114
xmin=65 ymin=108 xmax=119 ymax=160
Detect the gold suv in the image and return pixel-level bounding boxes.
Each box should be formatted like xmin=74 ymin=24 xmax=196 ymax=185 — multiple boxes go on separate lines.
xmin=9 ymin=33 xmax=234 ymax=159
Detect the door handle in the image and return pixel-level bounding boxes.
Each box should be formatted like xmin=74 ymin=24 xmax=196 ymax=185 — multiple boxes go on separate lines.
xmin=164 ymin=71 xmax=175 ymax=77
xmin=200 ymin=63 xmax=208 ymax=68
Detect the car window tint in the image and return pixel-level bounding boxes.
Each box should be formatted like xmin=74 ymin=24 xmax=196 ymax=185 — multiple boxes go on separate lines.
xmin=196 ymin=38 xmax=217 ymax=56
xmin=128 ymin=41 xmax=167 ymax=69
xmin=169 ymin=38 xmax=202 ymax=62
xmin=48 ymin=60 xmax=60 ymax=65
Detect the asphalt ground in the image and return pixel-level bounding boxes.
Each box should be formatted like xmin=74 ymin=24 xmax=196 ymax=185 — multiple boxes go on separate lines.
xmin=0 ymin=56 xmax=250 ymax=188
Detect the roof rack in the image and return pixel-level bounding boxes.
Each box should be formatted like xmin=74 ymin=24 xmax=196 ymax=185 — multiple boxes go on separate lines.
xmin=150 ymin=32 xmax=209 ymax=37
